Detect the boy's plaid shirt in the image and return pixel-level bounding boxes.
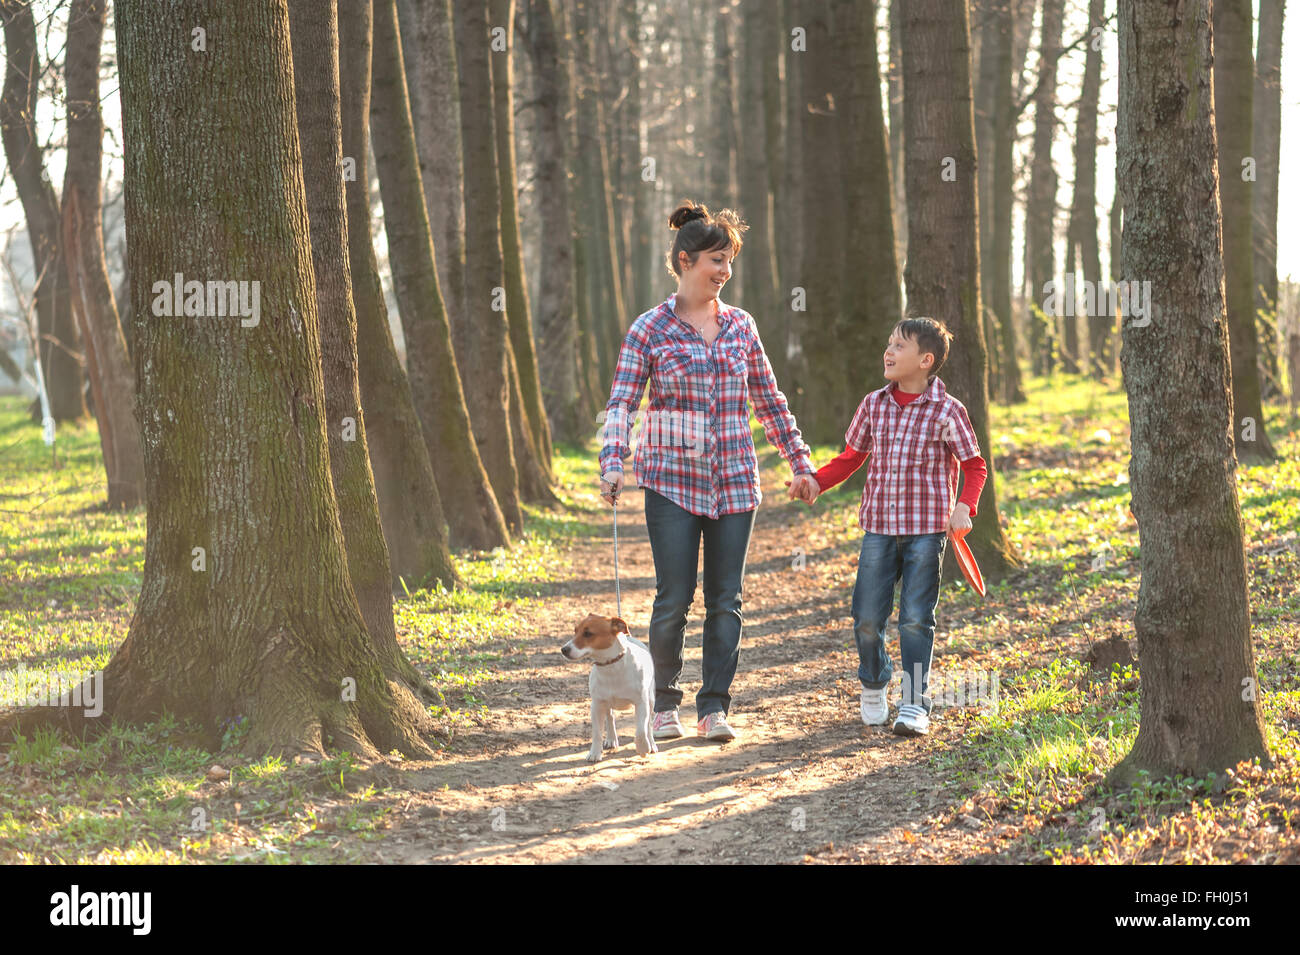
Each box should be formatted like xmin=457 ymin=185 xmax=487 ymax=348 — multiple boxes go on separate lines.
xmin=599 ymin=293 xmax=813 ymax=518
xmin=844 ymin=376 xmax=982 ymax=535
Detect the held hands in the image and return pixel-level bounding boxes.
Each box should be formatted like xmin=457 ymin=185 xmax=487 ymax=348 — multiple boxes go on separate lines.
xmin=948 ymin=502 xmax=972 ymax=537
xmin=785 ymin=473 xmax=821 ymax=505
xmin=600 ymin=471 xmax=624 ymax=506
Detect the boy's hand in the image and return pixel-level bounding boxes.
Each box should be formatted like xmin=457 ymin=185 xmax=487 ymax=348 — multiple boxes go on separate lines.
xmin=948 ymin=502 xmax=972 ymax=536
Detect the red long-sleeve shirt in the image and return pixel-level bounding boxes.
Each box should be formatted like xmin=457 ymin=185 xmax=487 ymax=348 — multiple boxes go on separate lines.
xmin=813 ymin=386 xmax=988 ymax=519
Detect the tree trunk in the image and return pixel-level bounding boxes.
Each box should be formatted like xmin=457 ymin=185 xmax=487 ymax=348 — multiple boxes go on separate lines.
xmin=837 ymin=0 xmax=901 ymax=405
xmin=738 ymin=0 xmax=782 ymax=378
xmin=1071 ymin=0 xmax=1105 ymax=380
xmin=522 ymin=0 xmax=583 ymax=445
xmin=572 ymin=0 xmax=628 ymax=384
xmin=888 ymin=0 xmax=907 ymax=278
xmin=900 ymin=0 xmax=1020 ymax=583
xmin=1025 ymin=0 xmax=1063 ymax=377
xmin=794 ymin=0 xmax=850 ymax=444
xmin=708 ymin=6 xmax=738 ymax=203
xmin=72 ymin=0 xmax=437 ymax=759
xmin=990 ymin=0 xmax=1027 ymax=402
xmin=0 ymin=0 xmax=86 ymax=422
xmin=339 ymin=0 xmax=482 ymax=579
xmin=623 ymin=0 xmax=653 ymax=320
xmin=1252 ymin=0 xmax=1286 ymax=397
xmin=1213 ymin=0 xmax=1275 ymax=462
xmin=370 ymin=0 xmax=514 ymax=547
xmin=395 ymin=0 xmax=467 ymax=365
xmin=757 ymin=0 xmax=788 ymax=385
xmin=490 ymin=0 xmax=556 ymax=489
xmin=289 ymin=0 xmax=458 ymax=678
xmin=1111 ymin=0 xmax=1270 ymax=783
xmin=61 ymin=0 xmax=144 ymax=508
xmin=449 ymin=0 xmax=526 ymax=532
xmin=777 ymin=0 xmax=804 ymax=332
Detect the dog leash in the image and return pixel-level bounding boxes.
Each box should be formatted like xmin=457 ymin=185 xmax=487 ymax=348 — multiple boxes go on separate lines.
xmin=612 ymin=497 xmax=621 ymax=619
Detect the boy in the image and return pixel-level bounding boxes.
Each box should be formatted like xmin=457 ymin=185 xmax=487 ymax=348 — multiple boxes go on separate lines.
xmin=794 ymin=317 xmax=987 ymax=736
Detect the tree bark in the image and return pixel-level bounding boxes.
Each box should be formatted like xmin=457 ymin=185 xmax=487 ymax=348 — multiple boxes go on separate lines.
xmin=900 ymin=0 xmax=1020 ymax=583
xmin=708 ymin=5 xmax=739 ymax=203
xmin=1111 ymin=0 xmax=1270 ymax=783
xmin=449 ymin=0 xmax=526 ymax=532
xmin=572 ymin=0 xmax=628 ymax=385
xmin=622 ymin=0 xmax=653 ymax=320
xmin=522 ymin=0 xmax=583 ymax=445
xmin=1213 ymin=0 xmax=1275 ymax=462
xmin=289 ymin=0 xmax=458 ymax=676
xmin=837 ymin=0 xmax=901 ymax=405
xmin=395 ymin=0 xmax=467 ymax=364
xmin=1070 ymin=0 xmax=1106 ymax=379
xmin=738 ymin=0 xmax=782 ymax=379
xmin=888 ymin=0 xmax=907 ymax=279
xmin=1252 ymin=0 xmax=1286 ymax=397
xmin=70 ymin=0 xmax=437 ymax=759
xmin=989 ymin=0 xmax=1027 ymax=402
xmin=490 ymin=0 xmax=556 ymax=491
xmin=62 ymin=0 xmax=144 ymax=508
xmin=0 ymin=0 xmax=86 ymax=422
xmin=794 ymin=0 xmax=850 ymax=444
xmin=370 ymin=0 xmax=514 ymax=547
xmin=339 ymin=0 xmax=480 ymax=578
xmin=1025 ymin=0 xmax=1063 ymax=377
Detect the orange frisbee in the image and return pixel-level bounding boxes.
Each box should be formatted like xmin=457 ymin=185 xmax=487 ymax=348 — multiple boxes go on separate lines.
xmin=948 ymin=528 xmax=986 ymax=597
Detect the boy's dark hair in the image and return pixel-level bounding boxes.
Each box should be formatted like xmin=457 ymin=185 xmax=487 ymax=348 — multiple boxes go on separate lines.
xmin=893 ymin=317 xmax=954 ymax=376
xmin=664 ymin=200 xmax=747 ymax=278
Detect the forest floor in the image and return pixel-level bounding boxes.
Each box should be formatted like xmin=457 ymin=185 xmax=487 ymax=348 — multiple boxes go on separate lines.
xmin=2 ymin=373 xmax=1300 ymax=864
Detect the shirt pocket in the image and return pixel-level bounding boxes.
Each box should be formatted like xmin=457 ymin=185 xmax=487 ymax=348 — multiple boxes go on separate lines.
xmin=652 ymin=345 xmax=693 ymax=398
xmin=918 ymin=417 xmax=948 ymax=463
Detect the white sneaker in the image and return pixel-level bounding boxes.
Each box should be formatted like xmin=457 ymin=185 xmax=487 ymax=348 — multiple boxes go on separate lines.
xmin=893 ymin=702 xmax=930 ymax=736
xmin=652 ymin=709 xmax=684 ymax=740
xmin=860 ymin=686 xmax=889 ymax=725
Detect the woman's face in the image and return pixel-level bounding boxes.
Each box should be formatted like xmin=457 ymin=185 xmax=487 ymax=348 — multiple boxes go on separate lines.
xmin=680 ymin=245 xmax=734 ymax=300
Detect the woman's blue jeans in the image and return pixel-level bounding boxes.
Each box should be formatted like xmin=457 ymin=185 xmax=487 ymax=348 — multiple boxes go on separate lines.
xmin=852 ymin=529 xmax=947 ymax=713
xmin=643 ymin=487 xmax=757 ymax=719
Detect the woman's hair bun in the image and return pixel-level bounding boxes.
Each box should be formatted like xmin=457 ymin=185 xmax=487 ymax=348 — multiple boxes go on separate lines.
xmin=668 ymin=201 xmax=709 ymax=230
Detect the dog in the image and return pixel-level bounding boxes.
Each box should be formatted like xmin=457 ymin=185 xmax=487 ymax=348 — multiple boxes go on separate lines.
xmin=561 ymin=614 xmax=658 ymax=762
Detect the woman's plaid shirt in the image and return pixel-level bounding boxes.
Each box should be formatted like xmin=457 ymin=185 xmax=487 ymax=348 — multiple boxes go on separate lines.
xmin=599 ymin=293 xmax=813 ymax=518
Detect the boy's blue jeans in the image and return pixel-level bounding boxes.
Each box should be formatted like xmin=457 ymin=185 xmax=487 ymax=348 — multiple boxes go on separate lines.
xmin=852 ymin=529 xmax=947 ymax=712
xmin=643 ymin=487 xmax=757 ymax=719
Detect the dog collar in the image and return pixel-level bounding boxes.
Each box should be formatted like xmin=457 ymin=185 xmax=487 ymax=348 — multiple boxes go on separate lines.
xmin=593 ymin=651 xmax=625 ymax=666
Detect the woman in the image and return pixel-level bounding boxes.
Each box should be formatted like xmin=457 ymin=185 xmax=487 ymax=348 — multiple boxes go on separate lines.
xmin=599 ymin=200 xmax=819 ymax=743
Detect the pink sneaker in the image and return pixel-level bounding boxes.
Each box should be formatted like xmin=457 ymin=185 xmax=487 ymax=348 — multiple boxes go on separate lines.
xmin=652 ymin=709 xmax=684 ymax=740
xmin=697 ymin=711 xmax=737 ymax=741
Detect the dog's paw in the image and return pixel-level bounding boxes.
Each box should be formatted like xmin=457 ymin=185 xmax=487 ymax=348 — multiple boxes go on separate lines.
xmin=585 ymin=748 xmax=603 ymax=763
xmin=635 ymin=736 xmax=657 ymax=756
xmin=602 ymin=736 xmax=619 ymax=750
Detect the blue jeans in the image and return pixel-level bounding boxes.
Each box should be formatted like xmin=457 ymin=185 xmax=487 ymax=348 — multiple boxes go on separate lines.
xmin=851 ymin=530 xmax=947 ymax=712
xmin=643 ymin=487 xmax=757 ymax=719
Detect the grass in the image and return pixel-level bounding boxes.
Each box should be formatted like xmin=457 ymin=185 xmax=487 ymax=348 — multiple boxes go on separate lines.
xmin=3 ymin=368 xmax=1300 ymax=863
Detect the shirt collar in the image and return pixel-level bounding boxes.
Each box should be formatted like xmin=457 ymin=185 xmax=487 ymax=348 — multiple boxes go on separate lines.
xmin=665 ymin=291 xmax=733 ymax=329
xmin=887 ymin=375 xmax=944 ymax=404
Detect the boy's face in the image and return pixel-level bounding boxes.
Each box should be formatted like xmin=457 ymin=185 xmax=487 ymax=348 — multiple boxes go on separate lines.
xmin=883 ymin=328 xmax=934 ymax=383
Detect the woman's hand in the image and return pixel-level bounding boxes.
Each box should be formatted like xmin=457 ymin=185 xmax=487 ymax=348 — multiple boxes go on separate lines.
xmin=600 ymin=471 xmax=624 ymax=506
xmin=948 ymin=502 xmax=972 ymax=536
xmin=785 ymin=473 xmax=820 ymax=505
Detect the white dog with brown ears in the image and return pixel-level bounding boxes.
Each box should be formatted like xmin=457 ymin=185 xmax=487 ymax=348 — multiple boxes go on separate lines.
xmin=561 ymin=614 xmax=658 ymax=762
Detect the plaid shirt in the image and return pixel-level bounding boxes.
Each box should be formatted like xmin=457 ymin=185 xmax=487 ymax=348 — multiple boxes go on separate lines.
xmin=844 ymin=376 xmax=982 ymax=535
xmin=599 ymin=293 xmax=813 ymax=518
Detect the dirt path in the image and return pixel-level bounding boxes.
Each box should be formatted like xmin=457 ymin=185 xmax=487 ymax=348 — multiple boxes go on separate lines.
xmin=370 ymin=483 xmax=982 ymax=864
